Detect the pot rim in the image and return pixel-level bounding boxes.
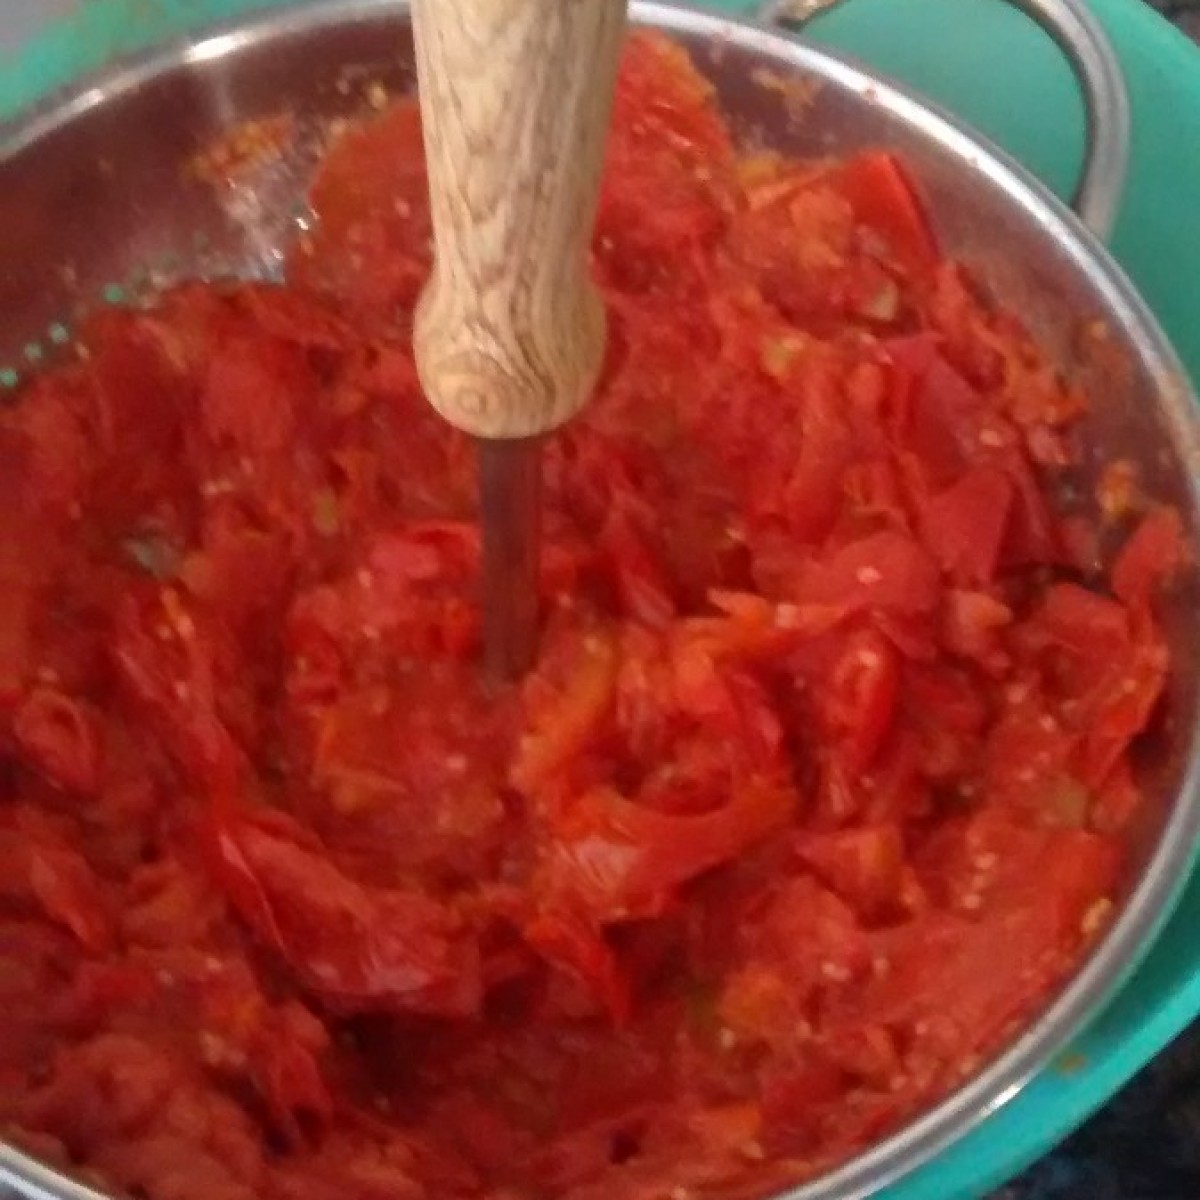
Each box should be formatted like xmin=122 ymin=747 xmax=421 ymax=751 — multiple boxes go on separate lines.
xmin=3 ymin=3 xmax=1200 ymax=1199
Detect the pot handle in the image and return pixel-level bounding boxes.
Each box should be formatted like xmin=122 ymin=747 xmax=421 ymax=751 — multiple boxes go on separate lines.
xmin=756 ymin=0 xmax=1130 ymax=241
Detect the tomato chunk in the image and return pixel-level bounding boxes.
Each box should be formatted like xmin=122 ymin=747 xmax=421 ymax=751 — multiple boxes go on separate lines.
xmin=0 ymin=30 xmax=1175 ymax=1200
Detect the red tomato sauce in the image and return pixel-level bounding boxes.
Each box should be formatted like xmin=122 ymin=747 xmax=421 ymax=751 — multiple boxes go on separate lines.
xmin=0 ymin=33 xmax=1183 ymax=1200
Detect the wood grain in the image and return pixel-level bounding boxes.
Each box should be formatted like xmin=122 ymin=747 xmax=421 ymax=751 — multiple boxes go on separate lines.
xmin=411 ymin=0 xmax=626 ymax=439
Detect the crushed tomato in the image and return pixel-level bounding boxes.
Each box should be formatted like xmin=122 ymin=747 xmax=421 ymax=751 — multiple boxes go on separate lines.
xmin=0 ymin=33 xmax=1184 ymax=1200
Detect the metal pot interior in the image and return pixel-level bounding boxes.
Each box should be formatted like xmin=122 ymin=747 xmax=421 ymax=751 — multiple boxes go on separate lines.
xmin=2 ymin=2 xmax=1199 ymax=1198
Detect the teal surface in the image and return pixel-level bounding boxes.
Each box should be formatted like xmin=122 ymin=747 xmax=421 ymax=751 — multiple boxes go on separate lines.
xmin=5 ymin=2 xmax=1200 ymax=1197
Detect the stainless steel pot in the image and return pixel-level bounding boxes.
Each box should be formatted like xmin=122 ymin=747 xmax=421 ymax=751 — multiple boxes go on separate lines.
xmin=2 ymin=2 xmax=1199 ymax=1198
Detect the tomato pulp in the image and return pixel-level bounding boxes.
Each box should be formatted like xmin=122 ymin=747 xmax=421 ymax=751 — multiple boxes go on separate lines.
xmin=0 ymin=33 xmax=1183 ymax=1200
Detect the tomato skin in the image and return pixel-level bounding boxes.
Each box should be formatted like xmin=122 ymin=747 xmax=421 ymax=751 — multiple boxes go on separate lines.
xmin=1078 ymin=629 xmax=1169 ymax=790
xmin=820 ymin=629 xmax=900 ymax=774
xmin=796 ymin=531 xmax=940 ymax=616
xmin=920 ymin=466 xmax=1013 ymax=585
xmin=13 ymin=688 xmax=101 ymax=795
xmin=781 ymin=374 xmax=858 ymax=543
xmin=894 ymin=347 xmax=982 ymax=487
xmin=209 ymin=805 xmax=483 ymax=1018
xmin=1039 ymin=582 xmax=1129 ymax=653
xmin=1029 ymin=580 xmax=1170 ymax=789
xmin=824 ymin=152 xmax=939 ymax=275
xmin=27 ymin=844 xmax=112 ymax=954
xmin=110 ymin=589 xmax=242 ymax=797
xmin=249 ymin=1003 xmax=335 ymax=1144
xmin=1112 ymin=506 xmax=1186 ymax=606
xmin=795 ymin=824 xmax=905 ymax=921
xmin=600 ymin=500 xmax=678 ymax=628
xmin=0 ymin=809 xmax=112 ymax=956
xmin=539 ymin=775 xmax=793 ymax=923
xmin=523 ymin=911 xmax=631 ymax=1023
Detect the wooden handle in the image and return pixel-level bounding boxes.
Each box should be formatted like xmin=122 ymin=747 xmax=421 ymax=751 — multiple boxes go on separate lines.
xmin=411 ymin=0 xmax=626 ymax=440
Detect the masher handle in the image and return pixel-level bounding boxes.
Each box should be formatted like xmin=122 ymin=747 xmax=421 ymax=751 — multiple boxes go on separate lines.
xmin=411 ymin=0 xmax=626 ymax=440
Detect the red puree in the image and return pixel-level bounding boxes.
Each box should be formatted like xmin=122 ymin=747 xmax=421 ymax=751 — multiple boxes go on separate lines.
xmin=0 ymin=34 xmax=1183 ymax=1200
